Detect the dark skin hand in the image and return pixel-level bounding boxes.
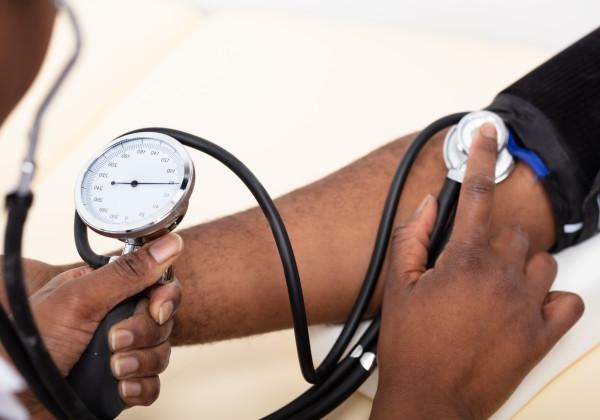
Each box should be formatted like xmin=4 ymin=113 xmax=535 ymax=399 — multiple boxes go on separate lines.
xmin=0 ymin=234 xmax=184 ymax=413
xmin=372 ymin=124 xmax=584 ymax=419
xmin=0 ymin=0 xmax=182 ymax=413
xmin=2 ymin=0 xmax=583 ymax=418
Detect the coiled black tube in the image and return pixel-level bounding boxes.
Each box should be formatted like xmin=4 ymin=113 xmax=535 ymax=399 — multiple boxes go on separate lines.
xmin=316 ymin=113 xmax=467 ymax=377
xmin=72 ymin=115 xmax=465 ymax=417
xmin=264 ymin=114 xmax=466 ymax=418
xmin=74 ymin=212 xmax=110 ymax=268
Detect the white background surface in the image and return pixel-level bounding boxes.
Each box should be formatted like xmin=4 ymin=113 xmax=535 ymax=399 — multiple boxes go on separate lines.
xmin=0 ymin=1 xmax=598 ymax=418
xmin=191 ymin=0 xmax=599 ymax=49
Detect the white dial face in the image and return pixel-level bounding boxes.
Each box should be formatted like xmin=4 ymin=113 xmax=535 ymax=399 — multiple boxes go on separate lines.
xmin=77 ymin=135 xmax=191 ymax=233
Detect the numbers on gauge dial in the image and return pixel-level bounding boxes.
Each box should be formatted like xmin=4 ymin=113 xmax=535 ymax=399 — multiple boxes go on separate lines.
xmin=81 ymin=138 xmax=184 ymax=228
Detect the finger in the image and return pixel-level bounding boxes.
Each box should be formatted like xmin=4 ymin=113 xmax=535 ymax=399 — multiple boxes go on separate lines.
xmin=451 ymin=123 xmax=498 ymax=245
xmin=146 ymin=277 xmax=182 ymax=326
xmin=29 ymin=266 xmax=94 ymax=303
xmin=388 ymin=194 xmax=437 ymax=289
xmin=43 ymin=265 xmax=94 ymax=288
xmin=489 ymin=225 xmax=529 ymax=270
xmin=542 ymin=291 xmax=585 ymax=346
xmin=134 ymin=298 xmax=150 ymax=315
xmin=109 ymin=300 xmax=174 ymax=352
xmin=526 ymin=253 xmax=558 ymax=302
xmin=27 ymin=261 xmax=84 ymax=294
xmin=66 ymin=233 xmax=184 ymax=319
xmin=119 ymin=376 xmax=160 ymax=407
xmin=111 ymin=341 xmax=171 ymax=379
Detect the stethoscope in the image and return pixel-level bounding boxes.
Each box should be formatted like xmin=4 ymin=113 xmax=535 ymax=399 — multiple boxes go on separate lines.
xmin=0 ymin=2 xmax=515 ymax=419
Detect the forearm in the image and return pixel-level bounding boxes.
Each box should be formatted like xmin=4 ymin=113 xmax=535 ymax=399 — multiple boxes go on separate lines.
xmin=170 ymin=131 xmax=554 ymax=344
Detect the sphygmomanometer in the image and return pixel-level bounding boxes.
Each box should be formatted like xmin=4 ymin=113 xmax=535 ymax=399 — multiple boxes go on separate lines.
xmin=1 ymin=1 xmax=599 ymax=418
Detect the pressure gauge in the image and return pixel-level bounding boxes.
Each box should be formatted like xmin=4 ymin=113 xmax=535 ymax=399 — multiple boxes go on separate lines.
xmin=75 ymin=131 xmax=195 ymax=250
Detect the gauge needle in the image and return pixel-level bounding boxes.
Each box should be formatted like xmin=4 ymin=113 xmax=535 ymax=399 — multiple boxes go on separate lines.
xmin=111 ymin=180 xmax=173 ymax=187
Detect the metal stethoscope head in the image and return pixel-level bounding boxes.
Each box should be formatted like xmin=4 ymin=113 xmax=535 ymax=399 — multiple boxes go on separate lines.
xmin=443 ymin=110 xmax=515 ymax=184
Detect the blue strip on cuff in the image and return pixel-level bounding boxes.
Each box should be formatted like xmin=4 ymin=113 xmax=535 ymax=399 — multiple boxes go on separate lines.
xmin=507 ymin=131 xmax=550 ymax=179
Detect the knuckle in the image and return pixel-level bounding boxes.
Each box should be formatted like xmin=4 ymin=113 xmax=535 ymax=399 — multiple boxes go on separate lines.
xmin=113 ymin=251 xmax=153 ymax=279
xmin=391 ymin=223 xmax=410 ymax=243
xmin=130 ymin=312 xmax=173 ymax=348
xmin=143 ymin=378 xmax=161 ymax=406
xmin=567 ymin=293 xmax=585 ymax=317
xmin=146 ymin=351 xmax=163 ymax=374
xmin=391 ymin=222 xmax=420 ymax=251
xmin=538 ymin=253 xmax=558 ymax=273
xmin=493 ymin=225 xmax=529 ymax=256
xmin=145 ymin=343 xmax=170 ymax=374
xmin=528 ymin=252 xmax=558 ymax=280
xmin=148 ymin=323 xmax=164 ymax=345
xmin=478 ymin=135 xmax=498 ymax=154
xmin=459 ymin=252 xmax=483 ymax=272
xmin=492 ymin=266 xmax=521 ymax=296
xmin=136 ymin=316 xmax=162 ymax=346
xmin=152 ymin=280 xmax=183 ymax=309
xmin=148 ymin=320 xmax=171 ymax=347
xmin=447 ymin=242 xmax=485 ymax=272
xmin=508 ymin=225 xmax=529 ymax=248
xmin=464 ymin=174 xmax=494 ymax=198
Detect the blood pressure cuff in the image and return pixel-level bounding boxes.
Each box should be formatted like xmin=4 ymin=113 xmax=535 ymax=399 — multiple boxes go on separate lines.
xmin=487 ymin=27 xmax=600 ymax=252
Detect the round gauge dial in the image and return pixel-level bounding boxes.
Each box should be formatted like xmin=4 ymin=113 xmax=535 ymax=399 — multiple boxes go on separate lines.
xmin=75 ymin=132 xmax=194 ymax=239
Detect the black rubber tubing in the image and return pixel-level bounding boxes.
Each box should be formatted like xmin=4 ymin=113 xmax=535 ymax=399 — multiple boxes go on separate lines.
xmin=4 ymin=192 xmax=96 ymax=419
xmin=264 ymin=114 xmax=466 ymax=418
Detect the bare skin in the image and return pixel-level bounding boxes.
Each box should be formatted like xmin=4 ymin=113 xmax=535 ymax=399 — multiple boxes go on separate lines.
xmin=2 ymin=132 xmax=555 ymax=344
xmin=0 ymin=0 xmax=55 ymax=120
xmin=0 ymin=0 xmax=555 ymax=348
xmin=166 ymin=129 xmax=554 ymax=344
xmin=1 ymin=1 xmax=578 ymax=418
xmin=371 ymin=126 xmax=583 ymax=419
xmin=0 ymin=0 xmax=182 ymax=413
xmin=0 ymin=234 xmax=184 ymax=415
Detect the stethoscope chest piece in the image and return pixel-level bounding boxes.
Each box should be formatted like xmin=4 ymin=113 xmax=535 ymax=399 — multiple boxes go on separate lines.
xmin=443 ymin=110 xmax=514 ymax=184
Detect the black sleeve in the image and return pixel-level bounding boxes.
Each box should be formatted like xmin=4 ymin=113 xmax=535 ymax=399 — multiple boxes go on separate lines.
xmin=487 ymin=27 xmax=600 ymax=251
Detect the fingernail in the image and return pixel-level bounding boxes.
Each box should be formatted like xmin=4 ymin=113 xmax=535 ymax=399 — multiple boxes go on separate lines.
xmin=110 ymin=329 xmax=134 ymax=351
xmin=480 ymin=122 xmax=497 ymax=139
xmin=121 ymin=380 xmax=142 ymax=398
xmin=114 ymin=356 xmax=139 ymax=377
xmin=415 ymin=194 xmax=433 ymax=215
xmin=149 ymin=234 xmax=183 ymax=263
xmin=158 ymin=301 xmax=174 ymax=325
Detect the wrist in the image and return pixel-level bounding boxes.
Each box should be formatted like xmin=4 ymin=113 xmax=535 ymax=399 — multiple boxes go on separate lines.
xmin=371 ymin=377 xmax=477 ymax=420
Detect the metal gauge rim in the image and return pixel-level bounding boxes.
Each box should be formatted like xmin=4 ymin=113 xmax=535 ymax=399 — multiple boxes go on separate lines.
xmin=74 ymin=131 xmax=195 ymax=240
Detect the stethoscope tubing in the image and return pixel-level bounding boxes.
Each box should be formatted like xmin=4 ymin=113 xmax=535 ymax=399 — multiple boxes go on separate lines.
xmin=2 ymin=114 xmax=466 ymax=420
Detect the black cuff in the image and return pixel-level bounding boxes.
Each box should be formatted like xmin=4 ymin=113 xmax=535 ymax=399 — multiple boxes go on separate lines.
xmin=487 ymin=27 xmax=600 ymax=251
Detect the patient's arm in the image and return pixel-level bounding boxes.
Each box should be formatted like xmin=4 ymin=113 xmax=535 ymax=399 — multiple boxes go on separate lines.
xmin=0 ymin=129 xmax=554 ymax=345
xmin=168 ymin=130 xmax=555 ymax=344
xmin=371 ymin=126 xmax=582 ymax=419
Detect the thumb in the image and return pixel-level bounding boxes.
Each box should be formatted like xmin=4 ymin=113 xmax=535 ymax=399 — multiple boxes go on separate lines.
xmin=68 ymin=233 xmax=184 ymax=319
xmin=542 ymin=291 xmax=585 ymax=346
xmin=388 ymin=194 xmax=437 ymax=290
